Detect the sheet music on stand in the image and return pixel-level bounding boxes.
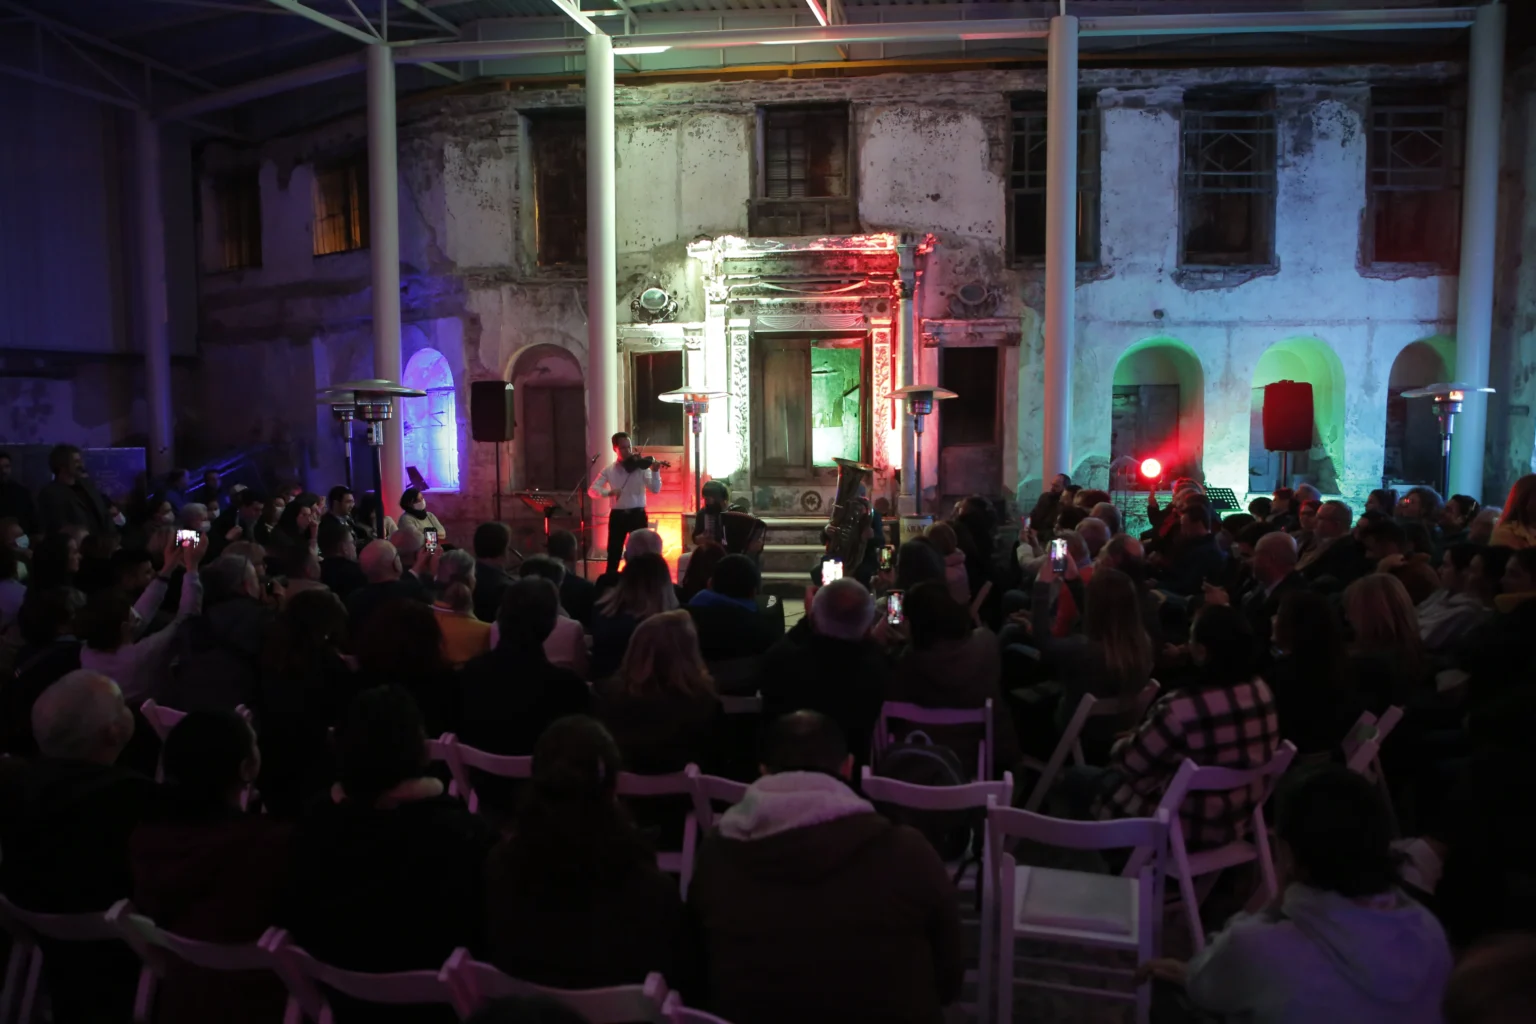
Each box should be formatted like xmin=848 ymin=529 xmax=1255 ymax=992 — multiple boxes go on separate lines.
xmin=1205 ymin=487 xmax=1242 ymax=512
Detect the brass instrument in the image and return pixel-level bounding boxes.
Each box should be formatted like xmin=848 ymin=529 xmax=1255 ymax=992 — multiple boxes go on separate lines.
xmin=826 ymin=457 xmax=875 ymax=571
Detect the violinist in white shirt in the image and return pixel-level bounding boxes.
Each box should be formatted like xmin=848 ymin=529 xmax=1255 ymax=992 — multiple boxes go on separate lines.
xmin=588 ymin=432 xmax=665 ymax=574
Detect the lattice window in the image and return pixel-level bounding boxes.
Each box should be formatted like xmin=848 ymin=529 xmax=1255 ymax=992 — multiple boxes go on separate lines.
xmin=1009 ymin=94 xmax=1100 ymax=264
xmin=312 ymin=157 xmax=368 ymax=256
xmin=1180 ymin=91 xmax=1276 ymax=267
xmin=762 ymin=106 xmax=849 ymax=199
xmin=210 ymin=170 xmax=261 ymax=270
xmin=1367 ymin=86 xmax=1462 ymax=266
xmin=530 ymin=113 xmax=587 ymax=267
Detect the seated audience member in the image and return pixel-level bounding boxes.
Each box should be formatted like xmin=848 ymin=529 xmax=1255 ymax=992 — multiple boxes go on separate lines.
xmin=432 ymin=548 xmax=492 ymax=666
xmin=473 ymin=521 xmax=516 ymax=624
xmin=1042 ymin=528 xmax=1093 ymax=636
xmin=688 ymin=711 xmax=963 ymax=1024
xmin=318 ymin=516 xmax=367 ymax=599
xmin=547 ymin=529 xmax=596 ymax=626
xmin=80 ymin=536 xmax=205 ymax=704
xmin=1145 ymin=764 xmax=1450 ymax=1024
xmin=1361 ymin=518 xmax=1440 ymax=606
xmin=888 ymin=582 xmax=1020 ymax=777
xmin=179 ymin=501 xmax=212 ymax=539
xmin=396 ymin=487 xmax=447 ymax=541
xmin=278 ymin=542 xmax=327 ymax=598
xmin=1417 ymin=543 xmax=1492 ymax=651
xmin=1247 ymin=496 xmax=1274 ymax=522
xmin=1366 ymin=487 xmax=1399 ymax=518
xmin=1090 ymin=501 xmax=1123 ymax=537
xmin=323 ymin=485 xmax=369 ymax=545
xmin=1269 ymin=487 xmax=1299 ymax=531
xmin=1490 ymin=473 xmax=1535 ymax=549
xmin=1265 ymin=590 xmax=1364 ymax=756
xmin=1297 ymin=499 xmax=1369 ymax=585
xmin=0 ymin=449 xmax=37 ymax=535
xmin=951 ymin=495 xmax=997 ymax=596
xmin=355 ymin=598 xmax=456 ymax=737
xmin=253 ymin=492 xmax=284 ymax=546
xmin=1444 ymin=934 xmax=1536 ymax=1024
xmin=0 ymin=545 xmax=24 ymax=632
xmin=3 ymin=587 xmax=85 ymax=756
xmin=1156 ymin=502 xmax=1226 ymax=596
xmin=1294 ymin=498 xmax=1321 ymax=542
xmin=598 ymin=610 xmax=723 ymax=775
xmin=283 ymin=687 xmax=497 ymax=973
xmin=346 ymin=538 xmax=426 ymax=633
xmin=271 ymin=492 xmax=322 ymax=554
xmin=761 ymin=578 xmax=887 ymax=765
xmin=258 ymin=589 xmax=359 ymax=819
xmin=686 ymin=554 xmax=778 ymax=668
xmin=590 ymin=552 xmax=677 ymax=680
xmin=1074 ymin=488 xmax=1112 ymax=512
xmin=1027 ymin=473 xmax=1070 ymax=535
xmin=30 ymin=529 xmax=81 ymax=591
xmin=166 ymin=553 xmax=274 ymax=711
xmin=390 ymin=525 xmax=434 ymax=593
xmin=130 ymin=711 xmax=291 ymax=1024
xmin=1077 ymin=516 xmax=1111 ymax=562
xmin=925 ymin=522 xmax=970 ymax=605
xmin=485 ymin=716 xmax=687 ymax=990
xmin=458 ymin=578 xmax=592 ymax=757
xmin=1468 ymin=506 xmax=1501 ymax=546
xmin=0 ymin=671 xmax=152 ymax=1021
xmin=211 ymin=489 xmax=267 ymax=556
xmin=691 ymin=479 xmax=731 ymax=548
xmin=1496 ymin=545 xmax=1536 ymax=613
xmin=1205 ymin=531 xmax=1303 ymax=658
xmin=1440 ymin=494 xmax=1480 ymax=546
xmin=678 ymin=540 xmax=726 ymax=605
xmin=1344 ymin=573 xmax=1431 ymax=712
xmin=1088 ymin=605 xmax=1280 ymax=848
xmin=517 ymin=556 xmax=588 ymax=675
xmin=1399 ymin=484 xmax=1445 ymax=530
xmin=354 ymin=491 xmax=394 ymax=538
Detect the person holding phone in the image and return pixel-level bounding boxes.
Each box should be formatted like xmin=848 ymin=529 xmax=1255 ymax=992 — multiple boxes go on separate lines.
xmin=398 ymin=488 xmax=446 ymax=545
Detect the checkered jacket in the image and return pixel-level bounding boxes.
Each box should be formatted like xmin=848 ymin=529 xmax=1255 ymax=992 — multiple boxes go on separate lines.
xmin=1096 ymin=678 xmax=1281 ymax=849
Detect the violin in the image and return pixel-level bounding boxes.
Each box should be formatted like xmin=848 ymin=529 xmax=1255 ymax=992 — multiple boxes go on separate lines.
xmin=623 ymin=453 xmax=671 ymax=471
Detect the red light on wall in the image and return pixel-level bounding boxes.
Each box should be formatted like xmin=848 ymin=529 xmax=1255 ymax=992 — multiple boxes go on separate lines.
xmin=1140 ymin=458 xmax=1162 ymax=480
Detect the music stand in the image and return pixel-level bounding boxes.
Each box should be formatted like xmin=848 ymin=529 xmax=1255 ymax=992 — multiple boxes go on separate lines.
xmin=513 ymin=490 xmax=567 ymax=539
xmin=1205 ymin=487 xmax=1242 ymax=513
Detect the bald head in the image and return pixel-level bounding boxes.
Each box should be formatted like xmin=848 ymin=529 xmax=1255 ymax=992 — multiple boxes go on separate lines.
xmin=389 ymin=527 xmax=423 ymax=570
xmin=809 ymin=577 xmax=875 ymax=641
xmin=1077 ymin=518 xmax=1110 ymax=557
xmin=32 ymin=670 xmax=134 ymax=763
xmin=1253 ymin=530 xmax=1299 ymax=584
xmin=360 ymin=539 xmax=403 ymax=583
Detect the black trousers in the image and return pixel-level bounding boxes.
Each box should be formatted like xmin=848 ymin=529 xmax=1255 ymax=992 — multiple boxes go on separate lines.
xmin=607 ymin=507 xmax=649 ymax=574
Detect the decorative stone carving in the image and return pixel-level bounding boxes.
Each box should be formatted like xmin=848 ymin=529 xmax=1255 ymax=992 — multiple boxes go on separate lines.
xmin=946 ymin=282 xmax=1003 ymax=320
xmin=756 ymin=313 xmax=867 ymax=332
xmin=871 ymin=323 xmax=893 ymax=471
xmin=728 ymin=324 xmax=751 ymax=477
xmin=630 ymin=286 xmax=679 ymax=324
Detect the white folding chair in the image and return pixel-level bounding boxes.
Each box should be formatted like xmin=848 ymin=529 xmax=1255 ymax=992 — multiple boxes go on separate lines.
xmin=860 ymin=768 xmax=1013 ymax=1024
xmin=688 ymin=769 xmax=748 ymax=831
xmin=617 ymin=769 xmax=701 ymax=898
xmin=103 ymin=901 xmax=283 ymax=1024
xmin=444 ymin=952 xmax=669 ymax=1023
xmin=1020 ymin=682 xmax=1161 ymax=812
xmin=874 ymin=699 xmax=994 ymax=781
xmin=660 ymin=991 xmax=735 ymax=1023
xmin=261 ymin=930 xmax=458 ymax=1024
xmin=440 ymin=736 xmax=533 ymax=814
xmin=0 ymin=893 xmax=124 ymax=1024
xmin=988 ymin=801 xmax=1170 ymax=1024
xmin=1128 ymin=741 xmax=1298 ymax=951
xmin=1344 ymin=705 xmax=1403 ymax=782
xmin=719 ymin=694 xmax=762 ymax=715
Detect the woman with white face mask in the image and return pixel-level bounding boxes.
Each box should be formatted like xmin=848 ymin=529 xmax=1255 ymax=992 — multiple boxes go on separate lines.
xmin=396 ymin=488 xmax=446 ymax=545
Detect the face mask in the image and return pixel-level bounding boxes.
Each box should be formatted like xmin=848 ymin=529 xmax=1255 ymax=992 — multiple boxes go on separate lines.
xmin=112 ymin=513 xmax=126 ymax=528
xmin=14 ymin=535 xmax=29 ymax=551
xmin=413 ymin=502 xmax=426 ymax=513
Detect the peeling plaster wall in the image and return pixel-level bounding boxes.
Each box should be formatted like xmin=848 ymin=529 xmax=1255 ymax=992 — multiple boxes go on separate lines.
xmin=193 ymin=59 xmax=1536 ymax=535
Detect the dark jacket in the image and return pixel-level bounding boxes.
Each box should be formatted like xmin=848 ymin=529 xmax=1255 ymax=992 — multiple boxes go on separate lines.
xmin=36 ymin=477 xmax=114 ymax=537
xmin=597 ymin=689 xmax=724 ymax=776
xmin=760 ymin=625 xmax=888 ymax=766
xmin=688 ymin=772 xmax=964 ymax=1024
xmin=1 ymin=639 xmax=82 ymax=757
xmin=320 ymin=556 xmax=368 ymax=600
xmin=473 ymin=560 xmax=512 ymax=624
xmin=457 ymin=641 xmax=592 ymax=756
xmin=590 ymin=610 xmax=641 ymax=680
xmin=130 ymin=809 xmax=293 ymax=1024
xmin=283 ymin=790 xmax=497 ymax=972
xmin=1239 ymin=572 xmax=1307 ymax=656
xmin=166 ymin=597 xmax=275 ymax=711
xmin=1160 ymin=533 xmax=1227 ymax=596
xmin=345 ymin=577 xmax=429 ymax=634
xmin=0 ymin=478 xmax=37 ymax=534
xmin=1297 ymin=535 xmax=1371 ymax=587
xmin=687 ymin=591 xmax=779 ymax=663
xmin=560 ymin=571 xmax=598 ymax=628
xmin=1264 ymin=655 xmax=1365 ymax=756
xmin=257 ymin=651 xmax=362 ymax=818
xmin=887 ymin=628 xmax=1021 ymax=779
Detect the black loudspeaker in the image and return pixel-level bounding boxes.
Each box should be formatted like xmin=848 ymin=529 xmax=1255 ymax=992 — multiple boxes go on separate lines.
xmin=471 ymin=380 xmax=515 ymax=442
xmin=1262 ymin=379 xmax=1314 ymax=452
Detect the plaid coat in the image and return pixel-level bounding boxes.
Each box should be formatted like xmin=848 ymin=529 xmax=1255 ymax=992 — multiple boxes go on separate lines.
xmin=1096 ymin=678 xmax=1281 ymax=848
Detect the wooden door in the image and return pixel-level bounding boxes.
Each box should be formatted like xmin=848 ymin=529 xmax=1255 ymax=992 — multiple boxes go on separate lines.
xmin=523 ymin=386 xmax=587 ymax=491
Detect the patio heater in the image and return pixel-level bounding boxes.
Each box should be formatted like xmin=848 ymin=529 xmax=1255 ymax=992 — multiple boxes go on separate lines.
xmin=316 ymin=379 xmax=426 ymax=536
xmin=1401 ymin=382 xmax=1495 ymax=498
xmin=317 ymin=390 xmax=359 ymax=491
xmin=657 ymin=388 xmax=725 ymax=512
xmin=891 ymin=384 xmax=957 ymax=515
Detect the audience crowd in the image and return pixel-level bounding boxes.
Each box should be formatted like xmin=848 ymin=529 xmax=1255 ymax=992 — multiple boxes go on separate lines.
xmin=1 ymin=444 xmax=1535 ymax=1023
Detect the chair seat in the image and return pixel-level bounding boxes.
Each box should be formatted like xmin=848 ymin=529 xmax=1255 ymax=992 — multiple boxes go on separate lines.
xmin=1175 ymin=840 xmax=1258 ymax=878
xmin=1014 ymin=865 xmax=1138 ymax=940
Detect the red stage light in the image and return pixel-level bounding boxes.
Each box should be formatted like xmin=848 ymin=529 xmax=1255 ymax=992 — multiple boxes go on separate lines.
xmin=1139 ymin=458 xmax=1162 ymax=480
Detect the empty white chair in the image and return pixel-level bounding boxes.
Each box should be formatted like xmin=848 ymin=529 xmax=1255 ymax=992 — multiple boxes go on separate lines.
xmin=104 ymin=901 xmax=283 ymax=1024
xmin=988 ymin=800 xmax=1171 ymax=1024
xmin=444 ymin=952 xmax=669 ymax=1023
xmin=687 ymin=769 xmax=748 ymax=831
xmin=660 ymin=991 xmax=735 ymax=1023
xmin=261 ymin=930 xmax=459 ymax=1023
xmin=1020 ymin=682 xmax=1161 ymax=812
xmin=0 ymin=893 xmax=125 ymax=1024
xmin=617 ymin=769 xmax=701 ymax=898
xmin=1125 ymin=741 xmax=1298 ymax=951
xmin=440 ymin=736 xmax=533 ymax=814
xmin=873 ymin=699 xmax=994 ymax=781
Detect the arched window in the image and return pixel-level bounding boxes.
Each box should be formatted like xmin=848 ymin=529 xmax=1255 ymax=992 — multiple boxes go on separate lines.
xmin=1385 ymin=339 xmax=1454 ymax=488
xmin=402 ymin=348 xmax=460 ymax=492
xmin=1110 ymin=337 xmax=1205 ymax=487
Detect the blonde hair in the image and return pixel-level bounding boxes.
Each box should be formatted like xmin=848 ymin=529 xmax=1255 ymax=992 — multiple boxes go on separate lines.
xmin=617 ymin=610 xmax=715 ymax=700
xmin=926 ymin=522 xmax=959 ymax=556
xmin=1344 ymin=573 xmax=1424 ymax=663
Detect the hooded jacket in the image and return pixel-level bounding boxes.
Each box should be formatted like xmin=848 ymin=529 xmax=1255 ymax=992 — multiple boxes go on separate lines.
xmin=1186 ymin=883 xmax=1451 ymax=1024
xmin=687 ymin=772 xmax=964 ymax=1024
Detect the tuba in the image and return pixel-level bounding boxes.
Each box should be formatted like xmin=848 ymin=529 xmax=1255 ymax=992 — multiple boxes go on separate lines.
xmin=826 ymin=457 xmax=875 ymax=571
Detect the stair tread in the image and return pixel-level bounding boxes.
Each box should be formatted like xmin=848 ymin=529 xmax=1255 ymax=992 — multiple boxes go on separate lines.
xmin=764 ymin=543 xmax=826 ymax=552
xmin=761 ymin=570 xmax=812 ymax=580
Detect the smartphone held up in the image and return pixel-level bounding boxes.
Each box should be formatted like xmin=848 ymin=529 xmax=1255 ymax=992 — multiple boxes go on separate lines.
xmin=819 ymin=559 xmax=844 ymax=587
xmin=1049 ymin=538 xmax=1068 ymax=575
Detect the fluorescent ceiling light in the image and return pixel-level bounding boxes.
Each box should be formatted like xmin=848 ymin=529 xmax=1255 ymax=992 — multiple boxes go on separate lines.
xmin=804 ymin=0 xmax=829 ymax=27
xmin=613 ymin=45 xmax=671 ymax=54
xmin=587 ymin=9 xmax=626 ymax=14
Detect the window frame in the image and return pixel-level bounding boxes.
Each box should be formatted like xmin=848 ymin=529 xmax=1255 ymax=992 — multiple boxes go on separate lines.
xmin=1007 ymin=93 xmax=1102 ymax=266
xmin=750 ymin=104 xmax=858 ymax=237
xmin=1364 ymin=85 xmax=1464 ymax=269
xmin=527 ymin=111 xmax=588 ymax=268
xmin=311 ymin=156 xmax=369 ymax=257
xmin=1179 ymin=90 xmax=1278 ymax=269
xmin=938 ymin=346 xmax=1002 ymax=448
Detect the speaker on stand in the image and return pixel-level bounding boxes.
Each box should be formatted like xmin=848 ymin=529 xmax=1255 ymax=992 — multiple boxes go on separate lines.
xmin=471 ymin=380 xmax=515 ymax=522
xmin=1262 ymin=379 xmax=1314 ymax=490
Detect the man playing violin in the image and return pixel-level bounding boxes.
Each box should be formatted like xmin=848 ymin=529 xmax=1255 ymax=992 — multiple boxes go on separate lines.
xmin=589 ymin=431 xmax=664 ymax=574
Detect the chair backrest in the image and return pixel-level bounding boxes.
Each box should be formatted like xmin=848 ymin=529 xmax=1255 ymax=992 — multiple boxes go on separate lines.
xmin=719 ymin=694 xmax=762 ymax=715
xmin=1067 ymin=680 xmax=1162 ymax=762
xmin=1142 ymin=740 xmax=1298 ymax=872
xmin=440 ymin=735 xmax=533 ymax=813
xmin=262 ymin=930 xmax=458 ymax=1022
xmin=616 ymin=769 xmax=696 ymax=798
xmin=1345 ymin=705 xmax=1403 ymax=779
xmin=987 ymin=799 xmax=1170 ymax=863
xmin=689 ymin=770 xmax=748 ymax=829
xmin=860 ymin=766 xmax=1013 ymax=813
xmin=139 ymin=699 xmax=186 ymax=742
xmin=875 ymin=698 xmax=994 ymax=780
xmin=661 ymin=991 xmax=735 ymax=1023
xmin=106 ymin=901 xmax=277 ymax=974
xmin=0 ymin=893 xmax=118 ymax=944
xmin=444 ymin=951 xmax=670 ymax=1023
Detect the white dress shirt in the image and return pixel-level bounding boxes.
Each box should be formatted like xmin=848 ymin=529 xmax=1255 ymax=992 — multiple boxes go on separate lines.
xmin=589 ymin=461 xmax=662 ymax=510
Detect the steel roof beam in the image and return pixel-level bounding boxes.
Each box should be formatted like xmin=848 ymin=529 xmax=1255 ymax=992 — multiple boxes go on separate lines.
xmin=261 ymin=0 xmax=380 ymax=45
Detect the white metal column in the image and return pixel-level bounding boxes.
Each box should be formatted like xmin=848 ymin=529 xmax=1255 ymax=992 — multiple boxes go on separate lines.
xmin=1449 ymin=0 xmax=1505 ymax=500
xmin=586 ymin=32 xmax=620 ymax=558
xmin=136 ymin=112 xmax=174 ymax=477
xmin=367 ymin=42 xmax=404 ymax=505
xmin=896 ymin=240 xmax=918 ymax=514
xmin=1041 ymin=13 xmax=1078 ymax=486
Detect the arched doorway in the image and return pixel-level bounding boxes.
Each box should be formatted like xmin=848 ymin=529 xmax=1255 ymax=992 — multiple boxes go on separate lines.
xmin=510 ymin=344 xmax=586 ymax=492
xmin=1249 ymin=337 xmax=1346 ymax=494
xmin=1385 ymin=338 xmax=1453 ymax=488
xmin=1110 ymin=337 xmax=1205 ymax=486
xmin=401 ymin=348 xmax=460 ymax=491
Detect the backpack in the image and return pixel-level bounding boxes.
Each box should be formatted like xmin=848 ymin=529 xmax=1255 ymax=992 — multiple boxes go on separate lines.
xmin=871 ymin=729 xmax=976 ymax=864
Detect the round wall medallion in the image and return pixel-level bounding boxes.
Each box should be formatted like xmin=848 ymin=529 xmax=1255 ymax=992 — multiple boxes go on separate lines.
xmin=800 ymin=490 xmax=823 ymax=513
